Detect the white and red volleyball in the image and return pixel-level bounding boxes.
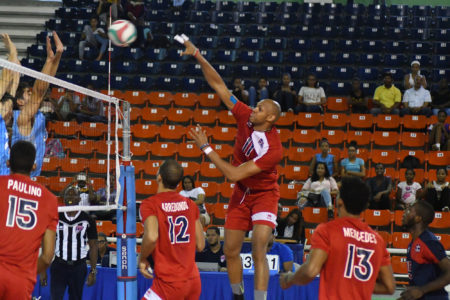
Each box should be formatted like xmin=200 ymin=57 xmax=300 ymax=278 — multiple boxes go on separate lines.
xmin=107 ymin=20 xmax=137 ymax=47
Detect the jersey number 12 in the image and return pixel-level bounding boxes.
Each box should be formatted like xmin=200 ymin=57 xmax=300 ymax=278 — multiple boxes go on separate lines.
xmin=168 ymin=216 xmax=190 ymax=244
xmin=344 ymin=244 xmax=375 ymax=281
xmin=6 ymin=195 xmax=38 ymax=230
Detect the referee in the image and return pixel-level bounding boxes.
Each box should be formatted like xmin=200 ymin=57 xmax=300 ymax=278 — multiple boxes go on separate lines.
xmin=40 ymin=186 xmax=98 ymax=300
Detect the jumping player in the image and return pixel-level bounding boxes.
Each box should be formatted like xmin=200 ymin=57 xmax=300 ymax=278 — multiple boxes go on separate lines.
xmin=0 ymin=141 xmax=58 ymax=300
xmin=280 ymin=176 xmax=396 ymax=299
xmin=181 ymin=38 xmax=283 ymax=300
xmin=139 ymin=159 xmax=205 ymax=300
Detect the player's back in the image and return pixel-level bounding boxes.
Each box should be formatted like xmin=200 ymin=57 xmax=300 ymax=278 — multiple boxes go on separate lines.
xmin=311 ymin=217 xmax=390 ymax=300
xmin=141 ymin=191 xmax=200 ymax=282
xmin=0 ymin=174 xmax=58 ymax=283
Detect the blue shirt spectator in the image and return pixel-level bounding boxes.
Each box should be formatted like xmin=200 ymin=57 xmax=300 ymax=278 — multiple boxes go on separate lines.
xmin=267 ymin=233 xmax=294 ymax=273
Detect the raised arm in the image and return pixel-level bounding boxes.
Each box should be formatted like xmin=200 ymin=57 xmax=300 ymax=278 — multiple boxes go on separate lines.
xmin=180 ymin=39 xmax=234 ymax=110
xmin=0 ymin=33 xmax=20 ymax=99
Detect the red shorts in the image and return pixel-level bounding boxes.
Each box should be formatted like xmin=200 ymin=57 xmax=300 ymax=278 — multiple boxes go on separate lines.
xmin=0 ymin=264 xmax=33 ymax=300
xmin=142 ymin=276 xmax=201 ymax=300
xmin=225 ymin=183 xmax=279 ymax=231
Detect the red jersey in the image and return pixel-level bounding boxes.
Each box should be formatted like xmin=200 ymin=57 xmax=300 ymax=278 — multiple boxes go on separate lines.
xmin=231 ymin=101 xmax=283 ymax=191
xmin=140 ymin=191 xmax=200 ymax=282
xmin=0 ymin=174 xmax=58 ymax=287
xmin=311 ymin=217 xmax=391 ymax=300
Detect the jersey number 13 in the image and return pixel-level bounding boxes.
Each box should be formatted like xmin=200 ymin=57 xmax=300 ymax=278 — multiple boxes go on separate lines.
xmin=344 ymin=244 xmax=375 ymax=282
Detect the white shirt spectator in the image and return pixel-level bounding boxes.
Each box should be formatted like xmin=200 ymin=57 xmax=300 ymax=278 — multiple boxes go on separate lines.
xmin=397 ymin=181 xmax=422 ymax=204
xmin=180 ymin=187 xmax=206 ymax=213
xmin=402 ymin=86 xmax=431 ymax=108
xmin=302 ymin=177 xmax=338 ymax=194
xmin=298 ymin=86 xmax=326 ymax=104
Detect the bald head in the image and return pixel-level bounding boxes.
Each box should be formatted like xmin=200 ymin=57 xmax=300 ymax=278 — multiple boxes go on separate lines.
xmin=261 ymin=99 xmax=281 ymax=123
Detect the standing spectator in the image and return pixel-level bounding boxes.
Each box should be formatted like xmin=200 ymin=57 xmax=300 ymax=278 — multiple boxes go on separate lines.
xmin=366 ymin=163 xmax=393 ymax=210
xmin=96 ymin=0 xmax=119 ymax=25
xmin=40 ymin=89 xmax=58 ymax=122
xmin=423 ymin=168 xmax=449 ymax=212
xmin=196 ymin=226 xmax=227 ymax=272
xmin=431 ymin=78 xmax=450 ymax=116
xmin=349 ymin=77 xmax=369 ymax=114
xmin=266 ymin=231 xmax=294 ymax=273
xmin=0 ymin=141 xmax=58 ymax=300
xmin=139 ymin=159 xmax=205 ymax=299
xmin=248 ymin=77 xmax=270 ymax=107
xmin=295 ymin=74 xmax=326 ymax=113
xmin=340 ymin=141 xmax=366 ymax=179
xmin=370 ymin=72 xmax=401 ymax=116
xmin=404 ymin=60 xmax=427 ymax=90
xmin=273 ymin=73 xmax=297 ymax=112
xmin=275 ymin=209 xmax=305 ymax=243
xmin=75 ymin=86 xmax=107 ymax=123
xmin=309 ymin=139 xmax=338 ymax=177
xmin=401 ymin=76 xmax=432 ymax=117
xmin=280 ymin=177 xmax=395 ymax=298
xmin=428 ymin=110 xmax=449 ymax=151
xmin=179 ymin=175 xmax=210 ymax=227
xmin=55 ymin=89 xmax=80 ymax=121
xmin=400 ymin=201 xmax=450 ymax=300
xmin=62 ymin=173 xmax=97 ymax=207
xmin=93 ymin=232 xmax=115 ymax=267
xmin=299 ymin=162 xmax=338 ymax=213
xmin=232 ymin=78 xmax=249 ymax=105
xmin=79 ymin=17 xmax=109 ymax=61
xmin=396 ymin=169 xmax=422 ymax=209
xmin=40 ymin=186 xmax=98 ymax=300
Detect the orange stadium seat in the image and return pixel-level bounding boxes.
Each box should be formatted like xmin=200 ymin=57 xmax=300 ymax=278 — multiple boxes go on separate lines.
xmin=426 ymin=151 xmax=449 ymax=168
xmin=41 ymin=157 xmax=63 ymax=172
xmin=302 ymin=207 xmax=328 ymax=225
xmin=32 ymin=176 xmax=49 ymax=187
xmin=279 ymin=206 xmax=297 ymax=219
xmin=391 ymin=256 xmax=408 ymax=274
xmin=89 ymin=177 xmax=106 ymax=191
xmin=179 ymin=161 xmax=200 ymax=177
xmin=122 ymin=90 xmax=148 ymax=106
xmin=304 ymin=228 xmax=315 ymax=244
xmin=402 ymin=115 xmax=428 ymax=131
xmin=142 ymin=160 xmax=163 ymax=177
xmin=286 ymin=146 xmax=315 ymax=164
xmin=394 ymin=210 xmax=404 ymax=228
xmin=88 ymin=159 xmax=115 ymax=174
xmin=199 ymin=162 xmax=223 ymax=181
xmin=49 ymin=176 xmax=72 ymax=193
xmin=60 ymin=157 xmax=88 ymax=173
xmin=211 ymin=126 xmax=237 ymax=143
xmin=48 ymin=121 xmax=81 ymax=137
xmin=131 ymin=160 xmax=145 ymax=175
xmin=150 ymin=142 xmax=178 ymax=160
xmin=129 ymin=107 xmax=142 ymax=123
xmin=94 ymin=140 xmax=123 ymax=158
xmin=392 ymin=232 xmax=412 ymax=249
xmin=322 ymin=113 xmax=349 ymax=129
xmin=374 ymin=114 xmax=401 ymax=130
xmin=214 ymin=203 xmax=229 ymax=219
xmin=296 ymin=112 xmax=321 ymax=129
xmin=131 ymin=124 xmax=158 ymax=141
xmin=178 ymin=142 xmax=202 ymax=161
xmin=198 ymin=181 xmax=219 ymax=200
xmin=80 ymin=122 xmax=107 ymax=138
xmin=136 ymin=222 xmax=144 ymax=237
xmin=193 ymin=109 xmax=218 ymax=125
xmin=281 ymin=165 xmax=310 ymax=182
xmin=96 ymin=220 xmax=116 ymax=236
xmin=349 ymin=114 xmax=374 ymax=130
xmin=347 ymin=130 xmax=372 ymax=148
xmin=292 ymin=129 xmax=319 ymax=146
xmin=212 ymin=143 xmax=234 ymax=160
xmin=429 ymin=212 xmax=450 ymax=229
xmin=276 ymin=111 xmax=295 ymax=128
xmin=398 ymin=168 xmax=425 ymax=183
xmin=398 ymin=150 xmax=425 ymax=166
xmin=372 ymin=131 xmax=400 ymax=149
xmin=400 ymin=132 xmax=426 ymax=149
xmin=276 ymin=128 xmax=293 ymax=146
xmin=326 ymin=97 xmax=348 ymax=112
xmin=435 ymin=234 xmax=450 ymax=250
xmin=205 ymin=203 xmax=215 ymax=216
xmin=135 ymin=179 xmax=158 ymax=198
xmin=66 ymin=139 xmax=95 ymax=156
xmin=130 ymin=141 xmax=151 ymax=158
xmin=141 ymin=107 xmax=168 ymax=123
xmin=198 ymin=93 xmax=221 ymax=108
xmin=51 ymin=87 xmax=65 ymax=99
xmin=148 ymin=91 xmax=173 ymax=107
xmin=369 ymin=149 xmax=398 ymax=167
xmin=217 ymin=110 xmax=236 ymax=126
xmin=363 ymin=209 xmax=392 ymax=227
xmin=377 ymin=231 xmax=391 ymax=247
xmin=166 ymin=108 xmax=194 ymax=125
xmin=157 ymin=124 xmax=186 ymax=142
xmin=173 ymin=92 xmax=198 ymax=108
xmin=279 ymin=183 xmax=302 ymax=201
xmin=320 ymin=129 xmax=346 ymax=147
xmin=219 ymin=182 xmax=235 ymax=201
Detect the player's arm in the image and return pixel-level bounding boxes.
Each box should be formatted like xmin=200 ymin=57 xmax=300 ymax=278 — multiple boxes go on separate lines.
xmin=139 ymin=215 xmax=158 ymax=279
xmin=400 ymin=257 xmax=450 ymax=300
xmin=195 ymin=218 xmax=205 ymax=252
xmin=37 ymin=229 xmax=56 ymax=274
xmin=280 ymin=248 xmax=327 ymax=289
xmin=282 ymin=260 xmax=293 ymax=273
xmin=180 ymin=39 xmax=234 ymax=111
xmin=373 ymin=265 xmax=396 ymax=294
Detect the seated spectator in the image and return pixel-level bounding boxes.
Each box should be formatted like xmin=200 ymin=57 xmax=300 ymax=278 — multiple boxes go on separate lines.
xmin=61 ymin=172 xmax=97 ymax=206
xmin=309 ymin=139 xmax=338 ymax=177
xmin=248 ymin=77 xmax=270 ymax=107
xmin=299 ymin=162 xmax=338 ymax=213
xmin=195 ymin=226 xmax=226 ymax=272
xmin=349 ymin=77 xmax=368 ymax=114
xmin=340 ymin=141 xmax=366 ymax=179
xmin=266 ymin=231 xmax=294 ymax=273
xmin=96 ymin=0 xmax=119 ymax=24
xmin=428 ymin=110 xmax=449 ymax=151
xmin=79 ymin=17 xmax=109 ymax=61
xmin=93 ymin=232 xmax=115 ymax=267
xmin=124 ymin=0 xmax=145 ymax=47
xmin=431 ymin=78 xmax=450 ymax=116
xmin=75 ymin=85 xmax=107 ymax=123
xmin=295 ymin=74 xmax=326 ymax=114
xmin=273 ymin=73 xmax=297 ymax=112
xmin=423 ymin=168 xmax=449 ymax=212
xmin=366 ymin=164 xmax=393 ymax=210
xmin=400 ymin=76 xmax=432 ymax=117
xmin=396 ymin=169 xmax=422 ymax=209
xmin=39 ymin=89 xmax=58 ymax=122
xmin=370 ymin=72 xmax=401 ymax=116
xmin=403 ymin=60 xmax=427 ymax=90
xmin=179 ymin=175 xmax=209 ymax=227
xmin=232 ymin=78 xmax=249 ymax=105
xmin=275 ymin=209 xmax=304 ymax=243
xmin=55 ymin=90 xmax=80 ymax=121
xmin=142 ymin=28 xmax=170 ymax=49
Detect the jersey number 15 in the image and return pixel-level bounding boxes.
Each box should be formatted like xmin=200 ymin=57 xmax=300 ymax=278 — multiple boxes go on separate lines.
xmin=6 ymin=196 xmax=39 ymax=230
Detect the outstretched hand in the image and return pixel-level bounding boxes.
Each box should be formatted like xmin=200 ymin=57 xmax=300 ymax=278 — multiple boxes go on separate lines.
xmin=139 ymin=258 xmax=154 ymax=279
xmin=189 ymin=124 xmax=209 ymax=149
xmin=46 ymin=31 xmax=64 ymax=62
xmin=179 ymin=39 xmax=197 ymax=57
xmin=1 ymin=33 xmax=17 ymax=58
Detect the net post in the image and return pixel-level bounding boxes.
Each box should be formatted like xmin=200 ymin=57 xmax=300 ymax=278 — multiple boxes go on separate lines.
xmin=122 ymin=101 xmax=131 ymax=162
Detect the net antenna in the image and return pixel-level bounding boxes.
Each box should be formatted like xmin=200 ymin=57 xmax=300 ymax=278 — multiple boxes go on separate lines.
xmin=0 ymin=57 xmax=125 ymax=213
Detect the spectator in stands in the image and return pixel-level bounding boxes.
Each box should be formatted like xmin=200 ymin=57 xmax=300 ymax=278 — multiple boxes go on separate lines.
xmin=266 ymin=231 xmax=294 ymax=273
xmin=299 ymin=162 xmax=337 ymax=215
xmin=75 ymin=85 xmax=107 ymax=123
xmin=273 ymin=73 xmax=297 ymax=112
xmin=366 ymin=163 xmax=393 ymax=210
xmin=232 ymin=78 xmax=249 ymax=105
xmin=195 ymin=226 xmax=227 ymax=272
xmin=348 ymin=77 xmax=368 ymax=114
xmin=400 ymin=76 xmax=432 ymax=117
xmin=396 ymin=169 xmax=422 ymax=210
xmin=275 ymin=209 xmax=305 ymax=243
xmin=96 ymin=0 xmax=119 ymax=24
xmin=55 ymin=90 xmax=80 ymax=121
xmin=62 ymin=173 xmax=97 ymax=207
xmin=79 ymin=17 xmax=109 ymax=61
xmin=124 ymin=0 xmax=145 ymax=47
xmin=39 ymin=89 xmax=58 ymax=122
xmin=428 ymin=110 xmax=449 ymax=151
xmin=309 ymin=139 xmax=338 ymax=178
xmin=370 ymin=72 xmax=401 ymax=116
xmin=431 ymin=78 xmax=450 ymax=116
xmin=295 ymin=74 xmax=326 ymax=114
xmin=92 ymin=232 xmax=115 ymax=267
xmin=403 ymin=60 xmax=427 ymax=90
xmin=423 ymin=168 xmax=449 ymax=212
xmin=248 ymin=77 xmax=270 ymax=108
xmin=340 ymin=141 xmax=366 ymax=179
xmin=179 ymin=175 xmax=210 ymax=227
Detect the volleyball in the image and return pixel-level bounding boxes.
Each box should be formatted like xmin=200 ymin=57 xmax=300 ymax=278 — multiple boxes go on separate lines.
xmin=107 ymin=20 xmax=137 ymax=47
